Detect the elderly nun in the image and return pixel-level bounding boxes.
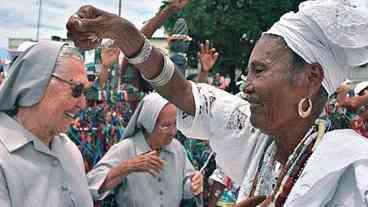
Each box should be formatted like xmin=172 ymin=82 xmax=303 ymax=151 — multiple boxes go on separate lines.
xmin=67 ymin=0 xmax=368 ymax=206
xmin=87 ymin=92 xmax=203 ymax=207
xmin=0 ymin=41 xmax=93 ymax=206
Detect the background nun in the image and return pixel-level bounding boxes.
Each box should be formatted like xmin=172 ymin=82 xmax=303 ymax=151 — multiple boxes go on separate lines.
xmin=87 ymin=92 xmax=203 ymax=207
xmin=0 ymin=41 xmax=93 ymax=207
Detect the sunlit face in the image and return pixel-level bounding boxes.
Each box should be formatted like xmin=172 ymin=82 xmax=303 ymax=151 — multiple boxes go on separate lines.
xmin=150 ymin=103 xmax=177 ymax=147
xmin=36 ymin=57 xmax=89 ymax=135
xmin=244 ymin=37 xmax=306 ymax=134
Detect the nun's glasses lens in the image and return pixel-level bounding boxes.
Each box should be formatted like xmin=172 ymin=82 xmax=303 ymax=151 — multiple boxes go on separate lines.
xmin=51 ymin=73 xmax=85 ymax=98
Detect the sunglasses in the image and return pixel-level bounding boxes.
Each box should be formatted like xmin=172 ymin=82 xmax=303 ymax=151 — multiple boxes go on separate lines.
xmin=51 ymin=73 xmax=86 ymax=98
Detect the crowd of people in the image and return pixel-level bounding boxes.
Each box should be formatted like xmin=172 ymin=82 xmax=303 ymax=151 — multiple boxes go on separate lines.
xmin=0 ymin=0 xmax=368 ymax=207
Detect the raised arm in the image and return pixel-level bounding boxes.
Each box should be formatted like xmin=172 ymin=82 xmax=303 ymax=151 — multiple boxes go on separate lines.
xmin=121 ymin=0 xmax=188 ymax=80
xmin=98 ymin=46 xmax=120 ymax=88
xmin=141 ymin=0 xmax=188 ymax=38
xmin=67 ymin=5 xmax=196 ymax=114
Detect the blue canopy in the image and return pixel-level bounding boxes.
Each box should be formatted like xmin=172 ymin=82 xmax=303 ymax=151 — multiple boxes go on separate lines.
xmin=0 ymin=48 xmax=11 ymax=64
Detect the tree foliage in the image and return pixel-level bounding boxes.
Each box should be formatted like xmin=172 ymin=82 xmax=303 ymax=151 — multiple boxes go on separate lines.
xmin=161 ymin=0 xmax=305 ymax=91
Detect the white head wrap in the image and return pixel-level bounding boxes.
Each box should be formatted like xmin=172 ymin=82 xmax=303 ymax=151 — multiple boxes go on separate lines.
xmin=123 ymin=92 xmax=169 ymax=138
xmin=265 ymin=0 xmax=368 ymax=95
xmin=354 ymin=81 xmax=368 ymax=96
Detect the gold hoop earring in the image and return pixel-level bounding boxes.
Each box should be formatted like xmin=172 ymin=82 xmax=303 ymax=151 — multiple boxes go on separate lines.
xmin=298 ymin=98 xmax=312 ymax=118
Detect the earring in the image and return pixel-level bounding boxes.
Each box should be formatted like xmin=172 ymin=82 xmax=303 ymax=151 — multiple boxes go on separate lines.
xmin=298 ymin=98 xmax=312 ymax=118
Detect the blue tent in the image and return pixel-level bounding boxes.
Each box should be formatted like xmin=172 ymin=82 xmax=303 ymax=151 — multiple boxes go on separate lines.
xmin=0 ymin=47 xmax=11 ymax=65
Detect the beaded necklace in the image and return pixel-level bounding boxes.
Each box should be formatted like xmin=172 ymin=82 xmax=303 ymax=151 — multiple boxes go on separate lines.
xmin=273 ymin=128 xmax=317 ymax=206
xmin=247 ymin=119 xmax=328 ymax=207
xmin=247 ymin=92 xmax=367 ymax=206
xmin=272 ymin=119 xmax=327 ymax=207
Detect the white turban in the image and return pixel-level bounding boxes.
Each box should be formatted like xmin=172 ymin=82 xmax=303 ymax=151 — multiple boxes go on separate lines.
xmin=265 ymin=0 xmax=368 ymax=95
xmin=123 ymin=92 xmax=169 ymax=138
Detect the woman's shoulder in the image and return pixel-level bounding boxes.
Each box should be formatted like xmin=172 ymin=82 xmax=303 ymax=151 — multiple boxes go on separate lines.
xmin=287 ymin=129 xmax=368 ymax=206
xmin=314 ymin=129 xmax=368 ymax=165
xmin=323 ymin=129 xmax=368 ymax=147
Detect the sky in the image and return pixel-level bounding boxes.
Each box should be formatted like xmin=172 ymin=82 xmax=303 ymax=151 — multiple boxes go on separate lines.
xmin=0 ymin=0 xmax=166 ymax=48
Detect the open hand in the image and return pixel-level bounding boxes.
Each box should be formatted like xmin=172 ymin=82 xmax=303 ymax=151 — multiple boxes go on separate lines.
xmin=198 ymin=40 xmax=219 ymax=73
xmin=127 ymin=150 xmax=165 ymax=176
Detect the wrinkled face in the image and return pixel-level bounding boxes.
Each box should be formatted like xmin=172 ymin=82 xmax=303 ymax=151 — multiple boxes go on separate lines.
xmin=245 ymin=37 xmax=305 ymax=134
xmin=151 ymin=103 xmax=177 ymax=147
xmin=37 ymin=57 xmax=89 ymax=135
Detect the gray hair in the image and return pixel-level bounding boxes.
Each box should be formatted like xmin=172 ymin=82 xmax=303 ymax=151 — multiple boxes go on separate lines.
xmin=54 ymin=46 xmax=83 ymax=74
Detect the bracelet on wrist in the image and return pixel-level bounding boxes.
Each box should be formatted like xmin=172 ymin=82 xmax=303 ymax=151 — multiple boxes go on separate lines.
xmin=126 ymin=37 xmax=153 ymax=65
xmin=141 ymin=52 xmax=175 ymax=88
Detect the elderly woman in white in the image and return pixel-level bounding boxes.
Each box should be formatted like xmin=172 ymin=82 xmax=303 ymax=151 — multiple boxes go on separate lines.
xmin=87 ymin=93 xmax=203 ymax=207
xmin=67 ymin=0 xmax=368 ymax=206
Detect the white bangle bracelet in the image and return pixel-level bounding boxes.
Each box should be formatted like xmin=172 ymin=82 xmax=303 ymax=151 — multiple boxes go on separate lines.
xmin=126 ymin=38 xmax=153 ymax=65
xmin=142 ymin=53 xmax=175 ymax=88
